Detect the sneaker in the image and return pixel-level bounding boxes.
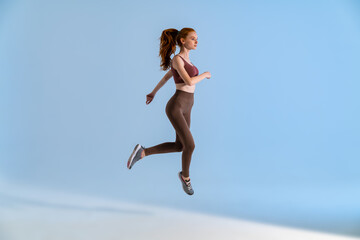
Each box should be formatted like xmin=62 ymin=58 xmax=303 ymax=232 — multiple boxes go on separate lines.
xmin=127 ymin=144 xmax=145 ymax=169
xmin=178 ymin=171 xmax=194 ymax=195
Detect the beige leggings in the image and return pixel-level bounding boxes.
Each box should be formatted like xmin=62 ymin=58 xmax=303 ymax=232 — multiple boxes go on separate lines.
xmin=144 ymin=89 xmax=195 ymax=177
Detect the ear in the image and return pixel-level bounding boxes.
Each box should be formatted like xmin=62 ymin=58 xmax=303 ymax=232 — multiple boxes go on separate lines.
xmin=180 ymin=37 xmax=185 ymax=45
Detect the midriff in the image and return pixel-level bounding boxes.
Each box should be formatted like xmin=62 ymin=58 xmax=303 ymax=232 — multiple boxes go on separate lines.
xmin=175 ymin=83 xmax=195 ymax=93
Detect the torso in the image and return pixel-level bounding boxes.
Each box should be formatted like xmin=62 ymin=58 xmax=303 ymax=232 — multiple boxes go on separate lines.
xmin=175 ymin=83 xmax=195 ymax=93
xmin=172 ymin=55 xmax=197 ymax=93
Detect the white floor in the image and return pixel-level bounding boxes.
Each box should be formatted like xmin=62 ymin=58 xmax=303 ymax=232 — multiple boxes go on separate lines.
xmin=0 ymin=184 xmax=359 ymax=240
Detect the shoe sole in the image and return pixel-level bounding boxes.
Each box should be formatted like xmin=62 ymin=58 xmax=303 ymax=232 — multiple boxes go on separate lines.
xmin=127 ymin=144 xmax=141 ymax=169
xmin=178 ymin=172 xmax=194 ymax=195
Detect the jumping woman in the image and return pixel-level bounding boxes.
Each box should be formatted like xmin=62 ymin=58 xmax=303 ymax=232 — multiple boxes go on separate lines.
xmin=127 ymin=27 xmax=211 ymax=195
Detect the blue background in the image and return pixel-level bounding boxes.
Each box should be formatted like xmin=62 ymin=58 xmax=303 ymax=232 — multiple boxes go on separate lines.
xmin=1 ymin=0 xmax=360 ymax=237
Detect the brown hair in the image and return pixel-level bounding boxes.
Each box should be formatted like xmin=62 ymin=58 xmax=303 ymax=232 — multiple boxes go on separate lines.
xmin=158 ymin=27 xmax=196 ymax=71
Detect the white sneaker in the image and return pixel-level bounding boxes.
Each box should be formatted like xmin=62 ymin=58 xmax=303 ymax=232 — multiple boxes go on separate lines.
xmin=178 ymin=171 xmax=194 ymax=195
xmin=127 ymin=144 xmax=145 ymax=169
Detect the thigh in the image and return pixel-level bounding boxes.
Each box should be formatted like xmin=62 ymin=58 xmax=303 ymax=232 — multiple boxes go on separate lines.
xmin=175 ymin=110 xmax=190 ymax=144
xmin=167 ymin=108 xmax=194 ymax=148
xmin=175 ymin=111 xmax=191 ymax=146
xmin=183 ymin=109 xmax=191 ymax=128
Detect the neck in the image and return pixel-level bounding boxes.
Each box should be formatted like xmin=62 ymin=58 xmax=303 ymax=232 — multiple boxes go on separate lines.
xmin=179 ymin=48 xmax=190 ymax=58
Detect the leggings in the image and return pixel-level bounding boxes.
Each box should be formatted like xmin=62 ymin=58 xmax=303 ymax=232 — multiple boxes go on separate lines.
xmin=144 ymin=89 xmax=195 ymax=177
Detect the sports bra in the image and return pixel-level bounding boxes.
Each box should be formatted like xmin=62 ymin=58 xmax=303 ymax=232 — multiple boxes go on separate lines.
xmin=170 ymin=55 xmax=199 ymax=84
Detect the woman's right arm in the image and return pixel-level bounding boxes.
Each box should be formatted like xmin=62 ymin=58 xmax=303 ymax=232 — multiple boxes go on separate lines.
xmin=151 ymin=70 xmax=173 ymax=94
xmin=172 ymin=56 xmax=211 ymax=86
xmin=146 ymin=70 xmax=173 ymax=105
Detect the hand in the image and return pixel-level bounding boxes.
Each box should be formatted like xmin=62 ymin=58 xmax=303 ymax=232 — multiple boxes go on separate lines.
xmin=146 ymin=92 xmax=155 ymax=105
xmin=204 ymin=71 xmax=211 ymax=79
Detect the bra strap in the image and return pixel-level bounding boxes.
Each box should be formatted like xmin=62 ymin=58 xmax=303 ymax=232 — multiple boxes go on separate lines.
xmin=177 ymin=55 xmax=193 ymax=66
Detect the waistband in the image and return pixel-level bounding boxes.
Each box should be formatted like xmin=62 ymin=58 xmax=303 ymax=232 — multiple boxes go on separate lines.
xmin=175 ymin=89 xmax=194 ymax=96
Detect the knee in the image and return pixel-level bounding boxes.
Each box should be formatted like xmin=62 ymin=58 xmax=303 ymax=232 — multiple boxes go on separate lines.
xmin=184 ymin=141 xmax=195 ymax=152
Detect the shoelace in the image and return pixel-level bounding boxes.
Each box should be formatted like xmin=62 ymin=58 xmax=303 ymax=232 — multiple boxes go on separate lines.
xmin=184 ymin=179 xmax=192 ymax=189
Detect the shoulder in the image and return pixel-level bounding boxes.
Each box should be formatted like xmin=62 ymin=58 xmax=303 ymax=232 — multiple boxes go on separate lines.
xmin=171 ymin=55 xmax=184 ymax=70
xmin=172 ymin=55 xmax=181 ymax=62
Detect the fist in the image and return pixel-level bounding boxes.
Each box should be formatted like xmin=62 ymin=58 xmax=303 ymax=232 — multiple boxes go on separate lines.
xmin=205 ymin=71 xmax=211 ymax=79
xmin=146 ymin=93 xmax=154 ymax=104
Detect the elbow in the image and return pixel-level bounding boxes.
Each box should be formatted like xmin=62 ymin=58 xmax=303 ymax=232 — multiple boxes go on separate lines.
xmin=186 ymin=79 xmax=193 ymax=86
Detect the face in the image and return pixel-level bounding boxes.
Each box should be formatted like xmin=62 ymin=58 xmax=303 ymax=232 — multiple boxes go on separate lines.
xmin=181 ymin=31 xmax=198 ymax=50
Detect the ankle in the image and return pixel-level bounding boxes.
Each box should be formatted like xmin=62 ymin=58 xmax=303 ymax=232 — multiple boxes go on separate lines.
xmin=141 ymin=149 xmax=146 ymax=159
xmin=182 ymin=175 xmax=190 ymax=181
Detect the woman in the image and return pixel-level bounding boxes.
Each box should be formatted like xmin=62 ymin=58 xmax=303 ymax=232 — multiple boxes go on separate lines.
xmin=127 ymin=28 xmax=211 ymax=195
